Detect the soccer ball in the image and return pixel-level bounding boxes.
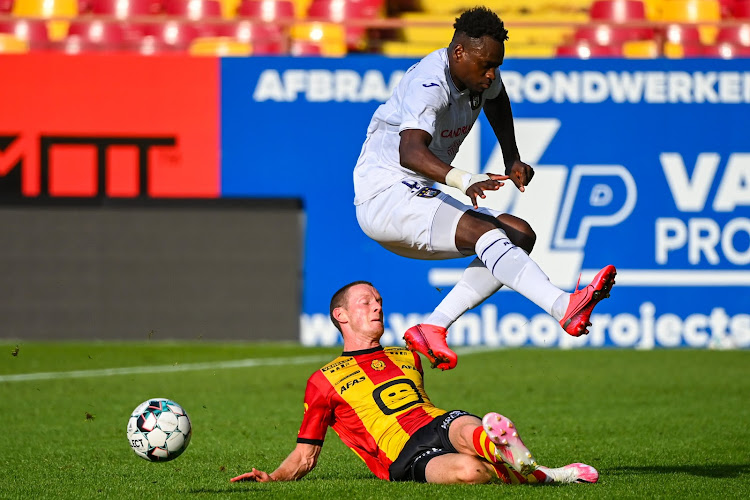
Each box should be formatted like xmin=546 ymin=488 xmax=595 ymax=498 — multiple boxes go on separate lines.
xmin=127 ymin=398 xmax=192 ymax=462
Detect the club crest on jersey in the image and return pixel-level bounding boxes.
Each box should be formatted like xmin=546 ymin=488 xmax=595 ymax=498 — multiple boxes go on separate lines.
xmin=371 ymin=359 xmax=386 ymax=371
xmin=470 ymin=92 xmax=482 ymax=110
xmin=416 ymin=187 xmax=441 ymax=198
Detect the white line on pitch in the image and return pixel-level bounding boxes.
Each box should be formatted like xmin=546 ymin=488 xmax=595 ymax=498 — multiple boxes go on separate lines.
xmin=0 ymin=347 xmax=497 ymax=383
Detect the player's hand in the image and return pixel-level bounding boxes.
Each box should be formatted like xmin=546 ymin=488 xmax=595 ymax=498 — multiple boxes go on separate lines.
xmin=508 ymin=160 xmax=534 ymax=192
xmin=466 ymin=174 xmax=509 ymax=209
xmin=230 ymin=468 xmax=273 ymax=482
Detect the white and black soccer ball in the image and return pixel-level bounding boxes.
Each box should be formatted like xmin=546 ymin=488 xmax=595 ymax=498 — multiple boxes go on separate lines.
xmin=127 ymin=398 xmax=192 ymax=462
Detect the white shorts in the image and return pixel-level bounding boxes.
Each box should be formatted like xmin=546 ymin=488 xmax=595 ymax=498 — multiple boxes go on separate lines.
xmin=355 ymin=180 xmax=502 ymax=260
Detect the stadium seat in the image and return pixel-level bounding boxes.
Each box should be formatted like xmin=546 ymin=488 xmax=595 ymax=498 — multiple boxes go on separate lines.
xmin=189 ymin=35 xmax=252 ymax=54
xmin=556 ymin=40 xmax=624 ymax=57
xmin=12 ymin=0 xmax=78 ymax=40
xmin=590 ymin=0 xmax=647 ymax=20
xmin=659 ymin=0 xmax=721 ymax=44
xmin=213 ymin=19 xmax=288 ymax=52
xmin=141 ymin=20 xmax=209 ymax=50
xmin=90 ymin=0 xmax=162 ymax=17
xmin=163 ymin=0 xmax=223 ymax=19
xmin=0 ymin=18 xmax=50 ymax=49
xmin=0 ymin=33 xmax=29 ymax=53
xmin=306 ymin=0 xmax=382 ymax=51
xmin=733 ymin=0 xmax=750 ymax=16
xmin=587 ymin=0 xmax=654 ymax=41
xmin=622 ymin=38 xmax=660 ymax=56
xmin=236 ymin=0 xmax=295 ymax=21
xmin=65 ymin=19 xmax=142 ymax=50
xmin=289 ymin=21 xmax=346 ymax=55
xmin=716 ymin=23 xmax=750 ymax=47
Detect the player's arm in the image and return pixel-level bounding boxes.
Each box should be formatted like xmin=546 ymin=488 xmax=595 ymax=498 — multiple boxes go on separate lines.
xmin=399 ymin=129 xmax=508 ymax=209
xmin=483 ymin=84 xmax=534 ymax=192
xmin=230 ymin=442 xmax=322 ymax=482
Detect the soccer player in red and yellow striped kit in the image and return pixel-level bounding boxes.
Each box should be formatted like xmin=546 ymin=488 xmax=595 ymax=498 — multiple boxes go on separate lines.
xmin=231 ymin=281 xmax=599 ymax=485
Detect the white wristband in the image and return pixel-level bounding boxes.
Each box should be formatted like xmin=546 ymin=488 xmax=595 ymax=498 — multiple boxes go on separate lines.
xmin=444 ymin=168 xmax=490 ymax=194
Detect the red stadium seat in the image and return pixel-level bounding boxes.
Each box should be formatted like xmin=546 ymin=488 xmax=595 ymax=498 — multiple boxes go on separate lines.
xmin=586 ymin=0 xmax=654 ymax=42
xmin=589 ymin=0 xmax=647 ymax=21
xmin=141 ymin=19 xmax=210 ymax=50
xmin=716 ymin=23 xmax=750 ymax=47
xmin=306 ymin=0 xmax=381 ymax=50
xmin=65 ymin=19 xmax=144 ymax=50
xmin=213 ymin=19 xmax=288 ymax=52
xmin=733 ymin=0 xmax=750 ymax=17
xmin=701 ymin=42 xmax=750 ymax=57
xmin=556 ymin=41 xmax=624 ymax=57
xmin=163 ymin=0 xmax=222 ymax=19
xmin=236 ymin=0 xmax=295 ymax=20
xmin=0 ymin=18 xmax=50 ymax=49
xmin=574 ymin=24 xmax=651 ymax=45
xmin=0 ymin=0 xmax=14 ymax=13
xmin=90 ymin=0 xmax=162 ymax=16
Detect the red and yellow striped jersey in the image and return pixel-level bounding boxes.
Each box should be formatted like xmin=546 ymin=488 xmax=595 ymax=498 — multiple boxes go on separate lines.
xmin=297 ymin=345 xmax=447 ymax=480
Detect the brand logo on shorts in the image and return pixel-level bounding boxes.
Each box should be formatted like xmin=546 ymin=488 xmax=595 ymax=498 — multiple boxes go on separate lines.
xmin=440 ymin=410 xmax=468 ymax=430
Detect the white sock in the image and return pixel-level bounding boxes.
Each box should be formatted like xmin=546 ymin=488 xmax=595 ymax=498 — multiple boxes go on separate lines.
xmin=427 ymin=258 xmax=502 ymax=328
xmin=475 ymin=229 xmax=566 ymax=317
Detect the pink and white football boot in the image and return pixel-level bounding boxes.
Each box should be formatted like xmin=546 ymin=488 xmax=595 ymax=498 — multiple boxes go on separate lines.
xmin=537 ymin=463 xmax=600 ymax=483
xmin=481 ymin=412 xmax=538 ymax=475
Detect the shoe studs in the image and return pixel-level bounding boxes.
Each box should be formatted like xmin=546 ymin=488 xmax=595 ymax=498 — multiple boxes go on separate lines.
xmin=512 ymin=431 xmax=517 ymax=437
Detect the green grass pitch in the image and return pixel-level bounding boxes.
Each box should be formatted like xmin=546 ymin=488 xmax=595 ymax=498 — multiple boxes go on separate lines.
xmin=1 ymin=342 xmax=748 ymax=499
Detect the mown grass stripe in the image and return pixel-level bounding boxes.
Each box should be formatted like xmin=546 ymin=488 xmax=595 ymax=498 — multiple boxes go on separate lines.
xmin=0 ymin=346 xmax=494 ymax=383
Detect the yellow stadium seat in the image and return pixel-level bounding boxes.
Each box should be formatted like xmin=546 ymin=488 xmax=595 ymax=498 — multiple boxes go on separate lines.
xmin=290 ymin=0 xmax=311 ymax=17
xmin=0 ymin=33 xmax=29 ymax=53
xmin=399 ymin=13 xmax=453 ymax=45
xmin=505 ymin=42 xmax=558 ymax=57
xmin=12 ymin=0 xmax=78 ymax=41
xmin=622 ymin=39 xmax=660 ymax=57
xmin=189 ymin=36 xmax=253 ymax=55
xmin=218 ymin=0 xmax=242 ymax=17
xmin=659 ymin=0 xmax=720 ymax=43
xmin=380 ymin=40 xmax=443 ymax=57
xmin=290 ymin=21 xmax=346 ymax=56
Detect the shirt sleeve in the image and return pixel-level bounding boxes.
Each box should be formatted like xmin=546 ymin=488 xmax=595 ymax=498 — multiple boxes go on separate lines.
xmin=398 ymin=78 xmax=450 ymax=137
xmin=296 ymin=372 xmax=334 ymax=445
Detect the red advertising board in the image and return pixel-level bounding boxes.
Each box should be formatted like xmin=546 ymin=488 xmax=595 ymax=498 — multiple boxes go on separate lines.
xmin=0 ymin=54 xmax=219 ymax=198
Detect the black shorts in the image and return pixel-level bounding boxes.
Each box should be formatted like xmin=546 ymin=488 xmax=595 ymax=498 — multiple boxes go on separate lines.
xmin=388 ymin=410 xmax=478 ymax=482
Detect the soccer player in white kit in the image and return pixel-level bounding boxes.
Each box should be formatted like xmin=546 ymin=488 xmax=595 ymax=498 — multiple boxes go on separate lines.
xmin=353 ymin=7 xmax=617 ymax=370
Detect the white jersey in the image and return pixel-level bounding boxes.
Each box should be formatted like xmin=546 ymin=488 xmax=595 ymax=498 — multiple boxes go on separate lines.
xmin=353 ymin=48 xmax=504 ymax=205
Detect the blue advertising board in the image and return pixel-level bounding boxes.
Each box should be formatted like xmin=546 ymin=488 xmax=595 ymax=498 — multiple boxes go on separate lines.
xmin=221 ymin=57 xmax=750 ymax=349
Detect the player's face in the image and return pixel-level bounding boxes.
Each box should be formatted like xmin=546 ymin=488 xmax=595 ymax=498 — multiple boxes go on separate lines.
xmin=452 ymin=36 xmax=504 ymax=94
xmin=343 ymin=284 xmax=384 ymax=338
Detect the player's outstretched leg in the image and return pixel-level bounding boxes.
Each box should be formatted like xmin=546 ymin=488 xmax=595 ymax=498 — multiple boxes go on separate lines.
xmin=560 ymin=265 xmax=617 ymax=337
xmin=403 ymin=324 xmax=457 ymax=370
xmin=481 ymin=412 xmax=538 ymax=476
xmin=537 ymin=463 xmax=599 ymax=483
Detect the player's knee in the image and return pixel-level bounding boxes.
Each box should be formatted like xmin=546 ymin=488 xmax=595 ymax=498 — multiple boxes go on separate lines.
xmin=454 ymin=457 xmax=493 ymax=484
xmin=496 ymin=215 xmax=536 ymax=253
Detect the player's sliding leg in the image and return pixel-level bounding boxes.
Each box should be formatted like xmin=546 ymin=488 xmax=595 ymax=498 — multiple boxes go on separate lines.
xmin=474 ymin=228 xmax=616 ymax=337
xmin=404 ymin=259 xmax=501 ymax=370
xmin=478 ymin=412 xmax=538 ymax=476
xmin=475 ymin=413 xmax=599 ymax=484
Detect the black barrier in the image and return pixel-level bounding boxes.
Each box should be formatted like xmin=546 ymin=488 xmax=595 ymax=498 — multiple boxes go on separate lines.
xmin=0 ymin=198 xmax=302 ymax=341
